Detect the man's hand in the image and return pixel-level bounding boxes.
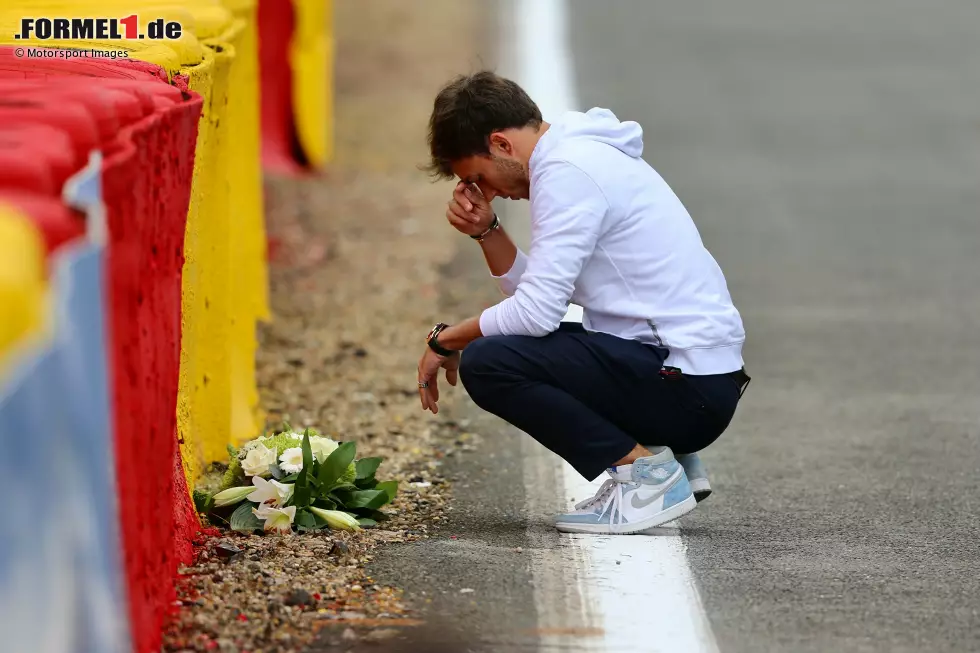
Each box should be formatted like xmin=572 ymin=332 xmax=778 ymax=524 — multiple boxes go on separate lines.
xmin=446 ymin=182 xmax=494 ymax=237
xmin=417 ymin=348 xmax=460 ymax=414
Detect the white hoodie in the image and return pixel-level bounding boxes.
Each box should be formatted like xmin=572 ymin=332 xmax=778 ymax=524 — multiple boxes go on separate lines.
xmin=478 ymin=108 xmax=746 ymax=375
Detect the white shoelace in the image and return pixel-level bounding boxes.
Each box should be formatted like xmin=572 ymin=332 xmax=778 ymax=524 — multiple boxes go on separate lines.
xmin=574 ymin=478 xmax=628 ymax=526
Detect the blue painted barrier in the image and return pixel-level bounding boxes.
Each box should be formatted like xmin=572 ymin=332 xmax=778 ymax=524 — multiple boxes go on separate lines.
xmin=0 ymin=240 xmax=130 ymax=653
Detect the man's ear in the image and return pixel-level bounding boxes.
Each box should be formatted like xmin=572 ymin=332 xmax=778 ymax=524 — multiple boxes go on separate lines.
xmin=488 ymin=132 xmax=514 ymax=157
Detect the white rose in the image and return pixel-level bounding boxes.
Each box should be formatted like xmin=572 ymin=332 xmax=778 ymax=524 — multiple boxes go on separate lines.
xmin=241 ymin=443 xmax=277 ymax=478
xmin=309 ymin=436 xmax=340 ymax=463
xmin=279 ymin=447 xmax=304 ymax=474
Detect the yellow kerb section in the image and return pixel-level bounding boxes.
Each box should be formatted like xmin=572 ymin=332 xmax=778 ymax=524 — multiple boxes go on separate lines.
xmin=0 ymin=206 xmax=48 ymax=369
xmin=292 ymin=0 xmax=334 ymax=166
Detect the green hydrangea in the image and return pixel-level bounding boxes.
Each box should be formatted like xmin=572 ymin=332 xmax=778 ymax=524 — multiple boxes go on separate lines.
xmin=238 ymin=432 xmax=303 ymax=459
xmin=339 ymin=460 xmax=357 ymax=485
xmin=219 ymin=456 xmax=244 ymax=491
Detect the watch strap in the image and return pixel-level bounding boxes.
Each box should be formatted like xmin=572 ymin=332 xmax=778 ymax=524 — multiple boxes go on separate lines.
xmin=427 ymin=323 xmax=456 ymax=356
xmin=470 ymin=214 xmax=500 ymax=242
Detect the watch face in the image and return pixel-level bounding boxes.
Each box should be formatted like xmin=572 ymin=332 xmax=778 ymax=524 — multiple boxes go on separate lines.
xmin=426 ymin=324 xmax=439 ymax=341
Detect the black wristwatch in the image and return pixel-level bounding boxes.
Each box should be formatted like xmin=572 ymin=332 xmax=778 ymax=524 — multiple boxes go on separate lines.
xmin=426 ymin=323 xmax=457 ymax=357
xmin=470 ymin=213 xmax=500 ymax=242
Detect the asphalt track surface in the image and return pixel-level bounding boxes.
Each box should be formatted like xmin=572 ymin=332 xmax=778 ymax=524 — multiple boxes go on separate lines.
xmin=569 ymin=1 xmax=980 ymax=650
xmin=327 ymin=1 xmax=980 ymax=651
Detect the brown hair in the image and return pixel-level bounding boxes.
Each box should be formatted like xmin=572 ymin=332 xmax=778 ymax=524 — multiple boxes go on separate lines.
xmin=425 ymin=70 xmax=542 ymax=179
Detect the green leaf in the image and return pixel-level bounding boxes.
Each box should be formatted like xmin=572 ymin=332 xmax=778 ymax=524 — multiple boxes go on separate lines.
xmin=318 ymin=442 xmax=356 ymax=488
xmin=369 ymin=510 xmax=391 ymax=522
xmin=355 ymin=457 xmax=383 ymax=480
xmin=295 ymin=509 xmax=317 ymax=530
xmin=354 ymin=476 xmax=378 ymax=490
xmin=230 ymin=502 xmax=263 ymax=532
xmin=313 ymin=497 xmax=338 ymax=511
xmin=357 ymin=518 xmax=378 ymax=528
xmin=330 ymin=489 xmax=353 ymax=507
xmin=340 ymin=489 xmax=388 ymax=511
xmin=193 ymin=489 xmax=213 ymax=514
xmin=280 ymin=473 xmax=299 ymax=483
xmin=293 ymin=431 xmax=314 ymax=508
xmin=294 ymin=482 xmax=310 ymax=508
xmin=302 ymin=430 xmax=315 ymax=472
xmin=375 ymin=480 xmax=398 ymax=503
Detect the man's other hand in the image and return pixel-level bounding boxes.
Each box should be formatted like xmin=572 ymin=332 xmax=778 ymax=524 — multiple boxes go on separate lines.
xmin=447 ymin=182 xmax=494 ymax=237
xmin=418 ymin=348 xmax=460 ymax=414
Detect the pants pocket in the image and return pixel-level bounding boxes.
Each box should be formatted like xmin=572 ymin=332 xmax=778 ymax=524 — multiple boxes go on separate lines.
xmin=676 ymin=375 xmax=739 ymax=432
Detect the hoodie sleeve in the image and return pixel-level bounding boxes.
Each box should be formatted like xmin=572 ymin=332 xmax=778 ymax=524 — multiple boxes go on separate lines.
xmin=491 ymin=247 xmax=528 ymax=296
xmin=480 ymin=161 xmax=608 ymax=337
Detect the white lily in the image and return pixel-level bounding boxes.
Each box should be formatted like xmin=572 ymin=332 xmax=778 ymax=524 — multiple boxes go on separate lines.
xmin=211 ymin=486 xmax=253 ymax=508
xmin=253 ymin=504 xmax=296 ymax=534
xmin=309 ymin=436 xmax=340 ymax=463
xmin=241 ymin=443 xmax=278 ymax=478
xmin=279 ymin=447 xmax=304 ymax=474
xmin=246 ymin=476 xmax=294 ymax=507
xmin=309 ymin=506 xmax=361 ymax=531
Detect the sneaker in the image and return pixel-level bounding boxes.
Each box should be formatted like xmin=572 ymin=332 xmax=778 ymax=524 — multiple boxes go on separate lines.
xmin=555 ymin=448 xmax=697 ymax=534
xmin=676 ymin=452 xmax=711 ymax=503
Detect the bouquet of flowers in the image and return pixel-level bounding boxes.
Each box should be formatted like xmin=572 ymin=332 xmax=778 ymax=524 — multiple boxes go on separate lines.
xmin=195 ymin=427 xmax=397 ymax=534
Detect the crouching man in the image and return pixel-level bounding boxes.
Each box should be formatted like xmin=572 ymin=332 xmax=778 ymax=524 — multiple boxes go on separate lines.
xmin=416 ymin=71 xmax=750 ymax=534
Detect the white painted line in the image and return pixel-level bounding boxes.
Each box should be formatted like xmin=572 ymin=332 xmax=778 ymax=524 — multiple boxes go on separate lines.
xmin=511 ymin=0 xmax=584 ymax=324
xmin=561 ymin=463 xmax=719 ymax=653
xmin=514 ymin=0 xmax=577 ymax=123
xmin=509 ymin=1 xmax=719 ymax=650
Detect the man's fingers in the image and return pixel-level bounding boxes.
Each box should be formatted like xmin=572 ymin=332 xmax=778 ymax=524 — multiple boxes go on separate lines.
xmin=448 ymin=216 xmax=475 ymax=233
xmin=448 ymin=200 xmax=472 ymax=220
xmin=446 ymin=208 xmax=464 ymax=227
xmin=446 ymin=366 xmax=458 ymax=386
xmin=424 ymin=387 xmax=438 ymax=414
xmin=448 ymin=199 xmax=479 ymax=224
xmin=466 ymin=183 xmax=488 ymax=204
xmin=420 ymin=387 xmax=435 ymax=413
xmin=452 ymin=187 xmax=473 ymax=212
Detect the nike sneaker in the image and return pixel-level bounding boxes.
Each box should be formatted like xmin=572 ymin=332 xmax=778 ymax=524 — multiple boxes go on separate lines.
xmin=555 ymin=448 xmax=696 ymax=534
xmin=676 ymin=452 xmax=711 ymax=502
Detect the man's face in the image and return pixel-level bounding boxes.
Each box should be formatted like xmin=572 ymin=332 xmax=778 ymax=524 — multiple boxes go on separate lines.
xmin=451 ymin=152 xmax=530 ymax=202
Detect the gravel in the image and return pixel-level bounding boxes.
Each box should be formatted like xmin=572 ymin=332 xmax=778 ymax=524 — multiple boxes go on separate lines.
xmin=160 ymin=1 xmax=485 ymax=651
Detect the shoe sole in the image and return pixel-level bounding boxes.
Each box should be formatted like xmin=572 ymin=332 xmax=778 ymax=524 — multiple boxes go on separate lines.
xmin=689 ymin=477 xmax=711 ymax=503
xmin=555 ymin=493 xmax=697 ymax=535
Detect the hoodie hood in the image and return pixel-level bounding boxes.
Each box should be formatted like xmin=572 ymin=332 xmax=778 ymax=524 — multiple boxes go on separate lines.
xmin=533 ymin=108 xmax=644 ymax=163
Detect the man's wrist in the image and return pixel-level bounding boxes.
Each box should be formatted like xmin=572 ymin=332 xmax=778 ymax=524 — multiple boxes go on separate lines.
xmin=471 ymin=214 xmax=500 ymax=242
xmin=426 ymin=323 xmax=457 ymax=357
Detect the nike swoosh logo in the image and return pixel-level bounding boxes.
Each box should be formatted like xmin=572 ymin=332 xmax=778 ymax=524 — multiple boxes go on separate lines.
xmin=630 ymin=490 xmax=663 ymax=509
